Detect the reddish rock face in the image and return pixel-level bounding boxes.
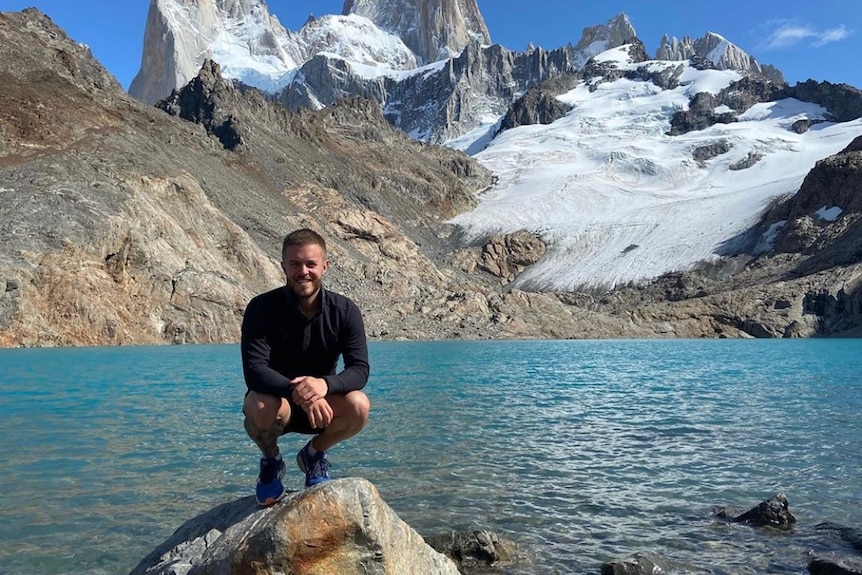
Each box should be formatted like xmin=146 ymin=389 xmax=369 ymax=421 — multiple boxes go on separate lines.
xmin=131 ymin=478 xmax=462 ymax=575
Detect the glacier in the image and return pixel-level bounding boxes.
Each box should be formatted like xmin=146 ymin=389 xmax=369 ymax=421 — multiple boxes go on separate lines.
xmin=448 ymin=46 xmax=862 ymax=290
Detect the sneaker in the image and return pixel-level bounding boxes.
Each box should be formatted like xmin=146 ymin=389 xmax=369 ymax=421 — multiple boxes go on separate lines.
xmin=255 ymin=455 xmax=286 ymax=506
xmin=296 ymin=441 xmax=331 ymax=487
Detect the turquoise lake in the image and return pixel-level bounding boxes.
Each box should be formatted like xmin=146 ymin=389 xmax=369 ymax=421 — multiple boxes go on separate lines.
xmin=0 ymin=339 xmax=860 ymax=574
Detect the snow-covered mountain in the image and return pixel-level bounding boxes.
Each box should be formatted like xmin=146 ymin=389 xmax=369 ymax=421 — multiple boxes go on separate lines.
xmin=130 ymin=0 xmax=301 ymax=103
xmin=129 ymin=0 xmax=489 ymax=105
xmin=450 ymin=45 xmax=862 ymax=290
xmin=656 ymin=31 xmax=784 ymax=84
xmin=344 ymin=0 xmax=491 ymax=64
xmin=128 ymin=0 xmax=862 ymax=292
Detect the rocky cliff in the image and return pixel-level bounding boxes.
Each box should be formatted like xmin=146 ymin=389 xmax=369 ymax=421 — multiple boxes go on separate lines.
xmin=128 ymin=2 xmax=643 ymax=144
xmin=3 ymin=8 xmax=862 ymax=347
xmin=130 ymin=0 xmax=305 ymax=105
xmin=344 ymin=0 xmax=491 ymax=64
xmin=656 ymin=32 xmax=785 ymax=83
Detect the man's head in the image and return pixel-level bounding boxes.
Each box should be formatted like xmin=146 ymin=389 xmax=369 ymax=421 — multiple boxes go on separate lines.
xmin=281 ymin=228 xmax=329 ymax=304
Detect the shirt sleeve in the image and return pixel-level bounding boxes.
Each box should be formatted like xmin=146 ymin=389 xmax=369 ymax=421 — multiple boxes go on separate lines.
xmin=323 ymin=299 xmax=370 ymax=395
xmin=241 ymin=294 xmax=294 ymax=397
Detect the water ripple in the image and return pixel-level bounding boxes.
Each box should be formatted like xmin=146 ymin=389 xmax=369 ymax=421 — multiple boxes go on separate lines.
xmin=0 ymin=340 xmax=860 ymax=574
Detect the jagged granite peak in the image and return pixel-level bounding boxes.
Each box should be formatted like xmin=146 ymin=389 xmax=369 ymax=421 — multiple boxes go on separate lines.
xmin=275 ymin=41 xmax=580 ymax=144
xmin=342 ymin=0 xmax=491 ymax=64
xmin=130 ymin=0 xmax=304 ymax=104
xmin=294 ymin=14 xmax=417 ymax=72
xmin=574 ymin=13 xmax=637 ymax=54
xmin=656 ymin=31 xmax=785 ymax=83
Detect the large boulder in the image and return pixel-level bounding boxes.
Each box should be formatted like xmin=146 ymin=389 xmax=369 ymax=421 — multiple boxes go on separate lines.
xmin=130 ymin=478 xmax=460 ymax=575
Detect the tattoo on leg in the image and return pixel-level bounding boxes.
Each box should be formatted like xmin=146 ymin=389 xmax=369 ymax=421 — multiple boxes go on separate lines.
xmin=244 ymin=415 xmax=282 ymax=459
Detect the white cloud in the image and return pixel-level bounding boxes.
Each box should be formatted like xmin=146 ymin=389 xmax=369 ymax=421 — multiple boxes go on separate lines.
xmin=759 ymin=21 xmax=852 ymax=50
xmin=812 ymin=25 xmax=851 ymax=47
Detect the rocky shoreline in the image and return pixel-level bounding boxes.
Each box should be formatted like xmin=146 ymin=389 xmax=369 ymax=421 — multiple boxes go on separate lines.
xmin=129 ymin=481 xmax=862 ymax=575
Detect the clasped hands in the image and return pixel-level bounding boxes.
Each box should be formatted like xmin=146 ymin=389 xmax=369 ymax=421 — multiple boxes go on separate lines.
xmin=290 ymin=376 xmax=332 ymax=429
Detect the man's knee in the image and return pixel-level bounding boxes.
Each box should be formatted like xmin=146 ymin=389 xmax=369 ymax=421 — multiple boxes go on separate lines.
xmin=344 ymin=390 xmax=370 ymax=427
xmin=244 ymin=391 xmax=290 ymax=428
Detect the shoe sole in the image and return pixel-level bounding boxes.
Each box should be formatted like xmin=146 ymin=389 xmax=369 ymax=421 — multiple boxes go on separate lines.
xmin=257 ymin=494 xmax=285 ymax=507
xmin=256 ymin=460 xmax=286 ymax=506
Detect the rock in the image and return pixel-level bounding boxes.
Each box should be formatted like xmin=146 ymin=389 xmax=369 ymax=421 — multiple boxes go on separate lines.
xmin=344 ymin=0 xmax=491 ymax=65
xmin=499 ymin=83 xmax=574 ymax=132
xmin=478 ymin=231 xmax=546 ymax=281
xmin=784 ymin=80 xmax=862 ymax=123
xmin=668 ymin=92 xmax=738 ymax=135
xmin=692 ymin=140 xmax=733 ymax=165
xmin=130 ymin=478 xmax=460 ymax=575
xmin=809 ymin=557 xmax=862 ymax=575
xmin=601 ymin=551 xmax=674 ymax=575
xmin=718 ymin=76 xmax=783 ymax=113
xmin=424 ymin=529 xmax=521 ymax=572
xmin=816 ymin=523 xmax=862 ymax=553
xmin=793 ymin=118 xmax=811 ymax=134
xmin=655 ymin=32 xmax=783 ymax=82
xmin=725 ymin=493 xmax=797 ymax=530
xmin=729 ymin=151 xmax=764 ymax=171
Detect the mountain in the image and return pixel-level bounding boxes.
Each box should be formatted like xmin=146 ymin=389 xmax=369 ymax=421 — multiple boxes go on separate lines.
xmin=452 ymin=44 xmax=862 ymax=290
xmin=130 ymin=0 xmax=300 ymax=105
xmin=4 ymin=6 xmax=862 ymax=346
xmin=131 ymin=1 xmax=639 ymax=143
xmin=656 ymin=32 xmax=784 ymax=84
xmin=1 ymin=8 xmax=645 ymax=346
xmin=344 ymin=0 xmax=491 ymax=64
xmin=129 ymin=0 xmax=489 ymax=106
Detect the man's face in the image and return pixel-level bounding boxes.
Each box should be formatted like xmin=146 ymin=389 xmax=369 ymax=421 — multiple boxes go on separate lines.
xmin=281 ymin=243 xmax=329 ymax=301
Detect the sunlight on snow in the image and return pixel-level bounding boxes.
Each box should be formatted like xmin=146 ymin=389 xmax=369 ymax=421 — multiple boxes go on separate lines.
xmin=449 ymin=54 xmax=862 ymax=291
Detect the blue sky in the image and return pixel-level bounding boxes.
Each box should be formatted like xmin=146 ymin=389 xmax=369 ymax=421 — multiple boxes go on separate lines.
xmin=5 ymin=0 xmax=860 ymax=90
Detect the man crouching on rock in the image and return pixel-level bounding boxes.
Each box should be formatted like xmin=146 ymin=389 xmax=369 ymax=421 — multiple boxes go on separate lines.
xmin=241 ymin=228 xmax=370 ymax=505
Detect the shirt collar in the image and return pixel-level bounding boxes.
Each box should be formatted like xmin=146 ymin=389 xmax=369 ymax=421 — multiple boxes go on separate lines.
xmin=282 ymin=285 xmax=327 ymax=318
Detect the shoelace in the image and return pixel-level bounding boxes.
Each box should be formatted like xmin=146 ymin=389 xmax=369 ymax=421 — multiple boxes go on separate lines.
xmin=308 ymin=454 xmax=331 ymax=478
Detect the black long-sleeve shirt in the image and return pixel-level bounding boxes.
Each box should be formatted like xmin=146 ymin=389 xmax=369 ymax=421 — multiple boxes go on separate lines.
xmin=241 ymin=286 xmax=369 ymax=397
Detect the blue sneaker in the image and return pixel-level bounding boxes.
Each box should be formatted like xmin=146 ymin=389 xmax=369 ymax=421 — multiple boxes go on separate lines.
xmin=296 ymin=441 xmax=331 ymax=487
xmin=255 ymin=455 xmax=286 ymax=506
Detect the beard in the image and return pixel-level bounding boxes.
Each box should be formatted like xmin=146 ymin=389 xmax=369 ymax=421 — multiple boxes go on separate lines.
xmin=288 ymin=275 xmax=323 ymax=299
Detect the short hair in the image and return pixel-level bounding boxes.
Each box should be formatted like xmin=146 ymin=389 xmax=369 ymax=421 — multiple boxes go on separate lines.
xmin=282 ymin=228 xmax=327 ymax=257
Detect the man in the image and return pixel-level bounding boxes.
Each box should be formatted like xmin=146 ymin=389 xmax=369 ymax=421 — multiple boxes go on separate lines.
xmin=241 ymin=228 xmax=370 ymax=505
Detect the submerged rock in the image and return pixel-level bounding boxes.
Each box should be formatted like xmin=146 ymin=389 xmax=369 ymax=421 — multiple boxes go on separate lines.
xmin=600 ymin=551 xmax=674 ymax=575
xmin=809 ymin=556 xmax=862 ymax=575
xmin=424 ymin=529 xmax=522 ymax=572
xmin=715 ymin=493 xmax=797 ymax=530
xmin=816 ymin=522 xmax=862 ymax=553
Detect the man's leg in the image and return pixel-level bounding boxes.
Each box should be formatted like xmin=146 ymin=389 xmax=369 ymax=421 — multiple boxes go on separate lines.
xmin=244 ymin=391 xmax=291 ymax=505
xmin=297 ymin=390 xmax=370 ymax=487
xmin=313 ymin=390 xmax=371 ymax=451
xmin=244 ymin=391 xmax=292 ymax=457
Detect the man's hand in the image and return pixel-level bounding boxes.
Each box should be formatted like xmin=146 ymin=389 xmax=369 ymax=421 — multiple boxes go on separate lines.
xmin=304 ymin=398 xmax=333 ymax=429
xmin=290 ymin=375 xmax=327 ymax=408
